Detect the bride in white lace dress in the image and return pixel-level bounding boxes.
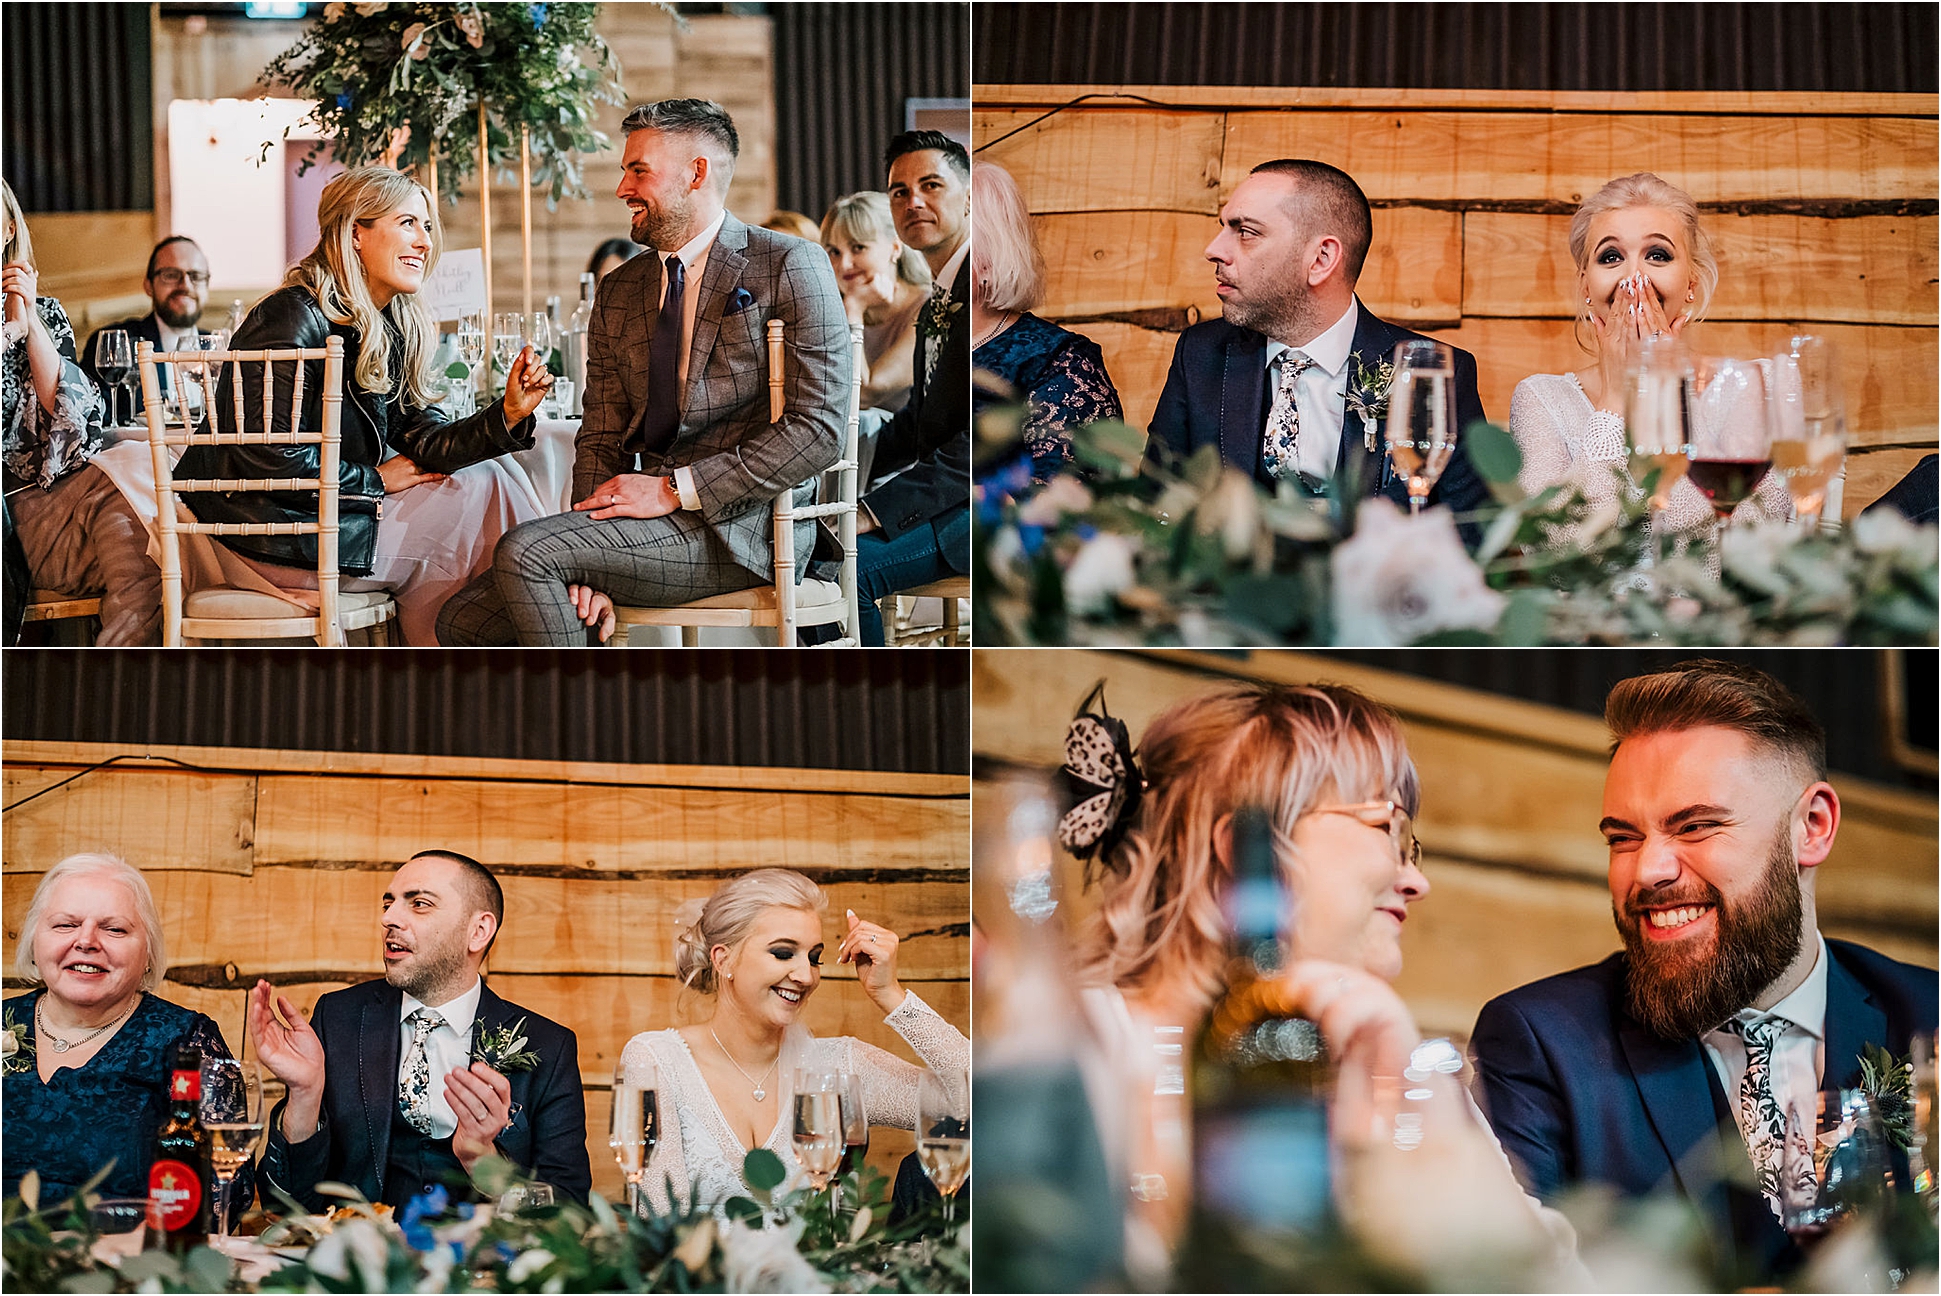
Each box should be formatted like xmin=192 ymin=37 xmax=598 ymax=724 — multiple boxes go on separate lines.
xmin=620 ymin=868 xmax=967 ymax=1214
xmin=1509 ymin=173 xmax=1790 ymax=544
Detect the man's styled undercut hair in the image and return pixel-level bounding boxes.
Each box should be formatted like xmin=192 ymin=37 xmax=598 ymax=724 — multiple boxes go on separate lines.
xmin=145 ymin=235 xmax=202 ymax=281
xmin=1605 ymin=659 xmax=1829 ymax=784
xmin=621 ymin=99 xmax=740 ymax=185
xmin=410 ymin=849 xmax=505 ymax=953
xmin=884 ymin=130 xmax=969 ymax=182
xmin=1249 ymin=159 xmax=1374 ymax=283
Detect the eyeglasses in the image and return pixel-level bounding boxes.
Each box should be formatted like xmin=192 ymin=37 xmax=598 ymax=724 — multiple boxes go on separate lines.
xmin=1305 ymin=800 xmax=1423 ymax=870
xmin=152 ymin=269 xmax=210 ymax=288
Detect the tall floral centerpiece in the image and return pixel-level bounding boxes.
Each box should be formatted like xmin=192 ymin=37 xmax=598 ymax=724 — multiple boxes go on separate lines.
xmin=262 ymin=1 xmax=625 ymax=205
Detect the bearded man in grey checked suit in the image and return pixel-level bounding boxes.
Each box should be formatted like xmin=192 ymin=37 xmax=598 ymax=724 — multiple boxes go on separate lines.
xmin=436 ymin=99 xmax=849 ymax=645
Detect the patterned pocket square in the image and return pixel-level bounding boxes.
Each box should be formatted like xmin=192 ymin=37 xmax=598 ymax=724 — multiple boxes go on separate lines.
xmin=725 ymin=287 xmax=756 ymax=315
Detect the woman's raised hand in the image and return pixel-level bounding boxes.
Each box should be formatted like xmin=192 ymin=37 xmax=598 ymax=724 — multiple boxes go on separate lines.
xmin=501 ymin=345 xmax=554 ymax=424
xmin=1275 ymin=960 xmax=1422 ymax=1082
xmin=838 ymin=908 xmax=905 ymax=1014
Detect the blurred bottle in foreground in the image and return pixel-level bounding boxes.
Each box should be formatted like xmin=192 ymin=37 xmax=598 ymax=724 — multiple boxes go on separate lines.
xmin=972 ymin=772 xmax=1123 ymax=1292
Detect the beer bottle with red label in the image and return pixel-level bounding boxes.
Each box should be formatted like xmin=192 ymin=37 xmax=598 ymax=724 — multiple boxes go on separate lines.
xmin=149 ymin=1043 xmax=212 ymax=1252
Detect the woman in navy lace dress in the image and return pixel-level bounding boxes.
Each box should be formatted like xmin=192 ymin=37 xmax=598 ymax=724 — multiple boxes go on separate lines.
xmin=3 ymin=854 xmax=252 ymax=1221
xmin=970 ymin=164 xmax=1122 ymax=483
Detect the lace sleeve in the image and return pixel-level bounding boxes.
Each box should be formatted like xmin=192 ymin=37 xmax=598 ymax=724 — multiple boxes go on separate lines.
xmin=623 ymin=1033 xmax=689 ymax=1217
xmin=847 ymin=991 xmax=970 ymax=1133
xmin=1508 ymin=377 xmax=1577 ymax=497
xmin=1022 ymin=337 xmax=1124 ymax=480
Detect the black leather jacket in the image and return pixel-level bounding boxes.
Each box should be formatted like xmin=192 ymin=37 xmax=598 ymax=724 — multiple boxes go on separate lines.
xmin=177 ymin=285 xmax=535 ymax=576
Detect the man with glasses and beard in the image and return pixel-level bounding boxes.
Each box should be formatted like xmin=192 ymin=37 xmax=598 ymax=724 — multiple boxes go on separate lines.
xmin=80 ymin=236 xmax=211 ymax=418
xmin=1470 ymin=660 xmax=1936 ymax=1287
xmin=249 ymin=851 xmax=591 ymax=1211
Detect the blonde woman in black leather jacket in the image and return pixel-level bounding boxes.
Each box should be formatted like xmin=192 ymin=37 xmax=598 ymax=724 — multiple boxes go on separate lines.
xmin=179 ymin=166 xmax=553 ymax=643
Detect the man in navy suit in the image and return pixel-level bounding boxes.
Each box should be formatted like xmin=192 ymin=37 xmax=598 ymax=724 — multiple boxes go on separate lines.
xmin=1147 ymin=159 xmax=1488 ymax=528
xmin=251 ymin=850 xmax=591 ymax=1211
xmin=1471 ymin=661 xmax=1937 ymax=1286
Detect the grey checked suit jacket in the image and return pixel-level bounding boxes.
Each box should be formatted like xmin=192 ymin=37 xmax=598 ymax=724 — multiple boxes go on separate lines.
xmin=574 ymin=214 xmax=851 ymax=581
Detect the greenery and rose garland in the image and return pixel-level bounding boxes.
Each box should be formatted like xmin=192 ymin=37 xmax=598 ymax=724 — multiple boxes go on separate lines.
xmin=260 ymin=2 xmax=630 ymax=205
xmin=3 ymin=1154 xmax=967 ymax=1294
xmin=973 ymin=403 xmax=1938 ymax=648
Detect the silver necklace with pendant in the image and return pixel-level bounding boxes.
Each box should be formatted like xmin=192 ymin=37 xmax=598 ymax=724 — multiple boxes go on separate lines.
xmin=37 ymin=995 xmax=135 ymax=1053
xmin=709 ymin=1027 xmax=779 ymax=1102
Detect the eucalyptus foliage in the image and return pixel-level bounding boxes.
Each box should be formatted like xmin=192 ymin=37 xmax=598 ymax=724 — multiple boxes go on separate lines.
xmin=260 ymin=1 xmax=630 ymax=205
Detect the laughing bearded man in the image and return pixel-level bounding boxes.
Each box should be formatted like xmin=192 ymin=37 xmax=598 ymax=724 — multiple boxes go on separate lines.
xmin=1469 ymin=660 xmax=1936 ymax=1288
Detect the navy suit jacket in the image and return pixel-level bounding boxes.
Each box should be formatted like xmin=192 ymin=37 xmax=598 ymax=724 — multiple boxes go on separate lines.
xmin=1471 ymin=939 xmax=1937 ymax=1285
xmin=259 ymin=978 xmax=591 ymax=1212
xmin=864 ymin=256 xmax=969 ymax=562
xmin=1146 ymin=299 xmax=1489 ymax=528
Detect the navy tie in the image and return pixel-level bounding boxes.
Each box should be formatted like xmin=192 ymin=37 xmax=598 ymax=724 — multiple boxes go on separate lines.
xmin=636 ymin=253 xmax=686 ymax=454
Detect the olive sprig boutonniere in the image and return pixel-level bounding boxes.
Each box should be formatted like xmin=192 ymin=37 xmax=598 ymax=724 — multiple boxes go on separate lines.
xmin=471 ymin=1018 xmax=540 ymax=1074
xmin=1 ymin=1009 xmax=32 ymax=1076
xmin=1858 ymin=1042 xmax=1915 ymax=1150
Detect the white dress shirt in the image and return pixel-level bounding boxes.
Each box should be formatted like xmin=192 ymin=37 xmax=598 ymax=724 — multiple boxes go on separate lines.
xmin=1700 ymin=932 xmax=1830 ymax=1148
xmin=1261 ymin=296 xmax=1360 ymax=485
xmin=657 ymin=209 xmax=726 ymax=512
xmin=397 ymin=977 xmax=485 ymax=1140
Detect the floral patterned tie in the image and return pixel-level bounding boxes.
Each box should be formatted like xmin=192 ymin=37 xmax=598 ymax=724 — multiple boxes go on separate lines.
xmin=1726 ymin=1013 xmax=1788 ymax=1216
xmin=399 ymin=1008 xmax=445 ymax=1136
xmin=1261 ymin=351 xmax=1318 ymax=483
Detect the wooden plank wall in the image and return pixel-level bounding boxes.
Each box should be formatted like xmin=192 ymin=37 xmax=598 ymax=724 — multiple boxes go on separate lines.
xmin=31 ymin=9 xmax=779 ymax=333
xmin=972 ymin=86 xmax=1940 ymax=514
xmin=971 ymin=649 xmax=1937 ymax=1041
xmin=1 ymin=743 xmax=969 ymax=1204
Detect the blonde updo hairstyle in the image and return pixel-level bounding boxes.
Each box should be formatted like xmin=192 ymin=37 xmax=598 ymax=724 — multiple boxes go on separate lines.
xmin=1568 ymin=172 xmax=1719 ymax=354
xmin=675 ymin=868 xmax=829 ymax=996
xmin=14 ymin=853 xmax=169 ymax=993
xmin=286 ymin=165 xmax=444 ymax=406
xmin=1075 ymin=684 xmax=1419 ymax=1014
xmin=819 ymin=192 xmax=931 ymax=289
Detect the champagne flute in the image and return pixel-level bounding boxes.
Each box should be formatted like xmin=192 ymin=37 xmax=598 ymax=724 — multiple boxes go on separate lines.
xmin=1770 ymin=334 xmax=1848 ymax=530
xmin=1688 ymin=356 xmax=1775 ymax=535
xmin=792 ymin=1070 xmax=845 ymax=1222
xmin=95 ymin=329 xmax=133 ymax=428
xmin=834 ymin=1072 xmax=868 ymax=1215
xmin=456 ymin=312 xmax=486 ymax=405
xmin=1623 ymin=335 xmax=1696 ymax=521
xmin=1384 ymin=339 xmax=1458 ymax=515
xmin=527 ymin=311 xmax=555 ymax=368
xmin=609 ymin=1057 xmax=658 ymax=1216
xmin=493 ymin=313 xmax=525 ymax=388
xmin=199 ymin=1054 xmax=264 ymax=1248
xmin=917 ymin=1067 xmax=970 ymax=1222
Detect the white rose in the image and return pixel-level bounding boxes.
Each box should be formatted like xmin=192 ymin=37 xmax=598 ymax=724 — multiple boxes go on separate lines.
xmin=1062 ymin=532 xmax=1138 ymax=617
xmin=719 ymin=1218 xmax=829 ymax=1294
xmin=1331 ymin=498 xmax=1504 ymax=646
xmin=1015 ymin=474 xmax=1093 ymax=526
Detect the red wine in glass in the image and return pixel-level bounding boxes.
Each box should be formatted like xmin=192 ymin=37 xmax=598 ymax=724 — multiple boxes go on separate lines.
xmin=1687 ymin=457 xmax=1772 ymax=519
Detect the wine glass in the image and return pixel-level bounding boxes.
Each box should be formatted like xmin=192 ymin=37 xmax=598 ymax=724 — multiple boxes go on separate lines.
xmin=1688 ymin=356 xmax=1775 ymax=535
xmin=609 ymin=1056 xmax=658 ymax=1215
xmin=95 ymin=329 xmax=133 ymax=428
xmin=792 ymin=1070 xmax=845 ymax=1206
xmin=1781 ymin=1089 xmax=1897 ymax=1248
xmin=493 ymin=312 xmax=525 ymax=387
xmin=1384 ymin=339 xmax=1458 ymax=515
xmin=455 ymin=312 xmax=486 ymax=403
xmin=917 ymin=1066 xmax=970 ymax=1222
xmin=1770 ymin=334 xmax=1848 ymax=531
xmin=528 ymin=311 xmax=555 ymax=367
xmin=1623 ymin=335 xmax=1696 ymax=521
xmin=833 ymin=1072 xmax=868 ymax=1215
xmin=199 ymin=1054 xmax=264 ymax=1248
